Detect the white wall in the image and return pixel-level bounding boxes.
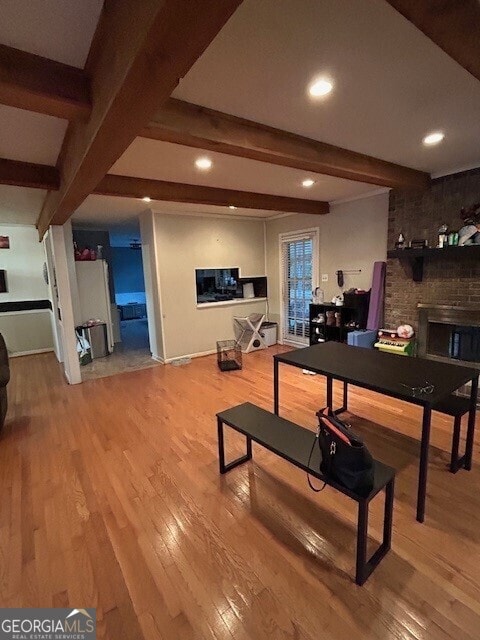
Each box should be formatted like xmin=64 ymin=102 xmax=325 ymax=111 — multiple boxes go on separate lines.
xmin=140 ymin=210 xmax=165 ymax=361
xmin=44 ymin=231 xmax=62 ymax=362
xmin=265 ymin=192 xmax=389 ymax=325
xmin=50 ymin=223 xmax=81 ymax=384
xmin=0 ymin=224 xmax=54 ymax=355
xmin=0 ymin=224 xmax=48 ymax=301
xmin=152 ymin=212 xmax=266 ymax=361
xmin=63 ymin=221 xmax=82 ymax=326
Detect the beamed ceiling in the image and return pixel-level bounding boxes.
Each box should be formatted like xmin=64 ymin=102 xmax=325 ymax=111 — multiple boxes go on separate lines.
xmin=0 ymin=0 xmax=479 ymax=230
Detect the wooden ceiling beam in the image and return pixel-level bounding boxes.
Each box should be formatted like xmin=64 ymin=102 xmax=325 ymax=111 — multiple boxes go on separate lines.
xmin=142 ymin=98 xmax=430 ymax=190
xmin=0 ymin=158 xmax=326 ymax=215
xmin=36 ymin=0 xmax=244 ymax=238
xmin=0 ymin=157 xmax=59 ymax=190
xmin=385 ymin=1 xmax=480 ymax=83
xmin=0 ymin=44 xmax=91 ymax=120
xmin=95 ymin=174 xmax=329 ymax=215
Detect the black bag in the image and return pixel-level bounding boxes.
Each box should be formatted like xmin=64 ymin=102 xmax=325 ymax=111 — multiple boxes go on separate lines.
xmin=313 ymin=407 xmax=374 ymax=494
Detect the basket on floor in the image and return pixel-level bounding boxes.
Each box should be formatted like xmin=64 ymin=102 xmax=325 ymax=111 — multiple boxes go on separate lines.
xmin=216 ymin=340 xmax=242 ymax=371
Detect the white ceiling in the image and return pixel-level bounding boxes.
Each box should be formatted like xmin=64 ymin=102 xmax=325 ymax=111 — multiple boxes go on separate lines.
xmin=72 ymin=194 xmax=280 ymax=228
xmin=173 ymin=0 xmax=480 ymax=176
xmin=0 ymin=0 xmax=103 ymax=225
xmin=110 ymin=138 xmax=380 ymax=202
xmin=2 ymin=0 xmax=480 ymax=229
xmin=0 ymin=185 xmax=46 ymax=225
xmin=0 ymin=105 xmax=67 ymax=165
xmin=0 ymin=0 xmax=103 ymax=67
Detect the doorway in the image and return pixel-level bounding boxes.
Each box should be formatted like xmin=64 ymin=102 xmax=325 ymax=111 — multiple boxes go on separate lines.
xmin=73 ymin=226 xmax=158 ymax=381
xmin=279 ymin=229 xmax=319 ymax=346
xmin=111 ymin=241 xmax=149 ymax=352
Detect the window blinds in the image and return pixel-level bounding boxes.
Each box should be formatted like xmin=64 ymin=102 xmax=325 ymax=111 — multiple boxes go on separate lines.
xmin=281 ymin=235 xmax=313 ymax=343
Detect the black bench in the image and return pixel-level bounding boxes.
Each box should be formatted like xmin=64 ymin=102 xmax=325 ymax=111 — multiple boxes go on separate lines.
xmin=216 ymin=402 xmax=395 ymax=586
xmin=433 ymin=394 xmax=471 ymax=473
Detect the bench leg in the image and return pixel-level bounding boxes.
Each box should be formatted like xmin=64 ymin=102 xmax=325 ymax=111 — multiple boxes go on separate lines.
xmin=465 ymin=375 xmax=478 ymax=471
xmin=449 ymin=415 xmax=465 ymax=473
xmin=217 ymin=417 xmax=253 ymax=474
xmin=355 ymin=478 xmax=394 ymax=586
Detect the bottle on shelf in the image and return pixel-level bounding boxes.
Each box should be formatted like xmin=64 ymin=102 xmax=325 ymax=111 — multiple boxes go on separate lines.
xmin=395 ymin=232 xmax=405 ymax=249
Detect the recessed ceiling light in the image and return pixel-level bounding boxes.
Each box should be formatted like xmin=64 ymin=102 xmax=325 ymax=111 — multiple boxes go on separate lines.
xmin=302 ymin=178 xmax=315 ymax=188
xmin=423 ymin=131 xmax=444 ymax=146
xmin=308 ymin=78 xmax=333 ymax=98
xmin=229 ymin=205 xmax=237 ymax=210
xmin=195 ymin=156 xmax=212 ymax=170
xmin=142 ymin=196 xmax=151 ymax=202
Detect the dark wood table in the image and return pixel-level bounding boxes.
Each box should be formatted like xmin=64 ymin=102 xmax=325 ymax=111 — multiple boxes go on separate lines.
xmin=273 ymin=342 xmax=479 ymax=522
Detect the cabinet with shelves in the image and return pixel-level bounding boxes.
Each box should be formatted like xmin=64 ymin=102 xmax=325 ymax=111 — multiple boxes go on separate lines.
xmin=309 ymin=304 xmax=355 ymax=345
xmin=309 ymin=295 xmax=370 ymax=346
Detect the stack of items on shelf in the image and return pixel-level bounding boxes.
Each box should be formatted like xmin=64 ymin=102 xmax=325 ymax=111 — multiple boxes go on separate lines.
xmin=374 ymin=325 xmax=415 ymax=356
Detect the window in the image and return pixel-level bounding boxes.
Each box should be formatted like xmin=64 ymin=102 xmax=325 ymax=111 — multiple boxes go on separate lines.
xmin=195 ymin=268 xmax=241 ymax=303
xmin=279 ymin=229 xmax=319 ymax=345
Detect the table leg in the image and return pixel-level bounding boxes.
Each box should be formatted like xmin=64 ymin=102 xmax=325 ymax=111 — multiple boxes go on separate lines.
xmin=465 ymin=375 xmax=478 ymax=471
xmin=417 ymin=406 xmax=432 ymax=523
xmin=217 ymin=417 xmax=226 ymax=474
xmin=274 ymin=358 xmax=279 ymax=415
xmin=327 ymin=376 xmax=333 ymax=409
xmin=343 ymin=381 xmax=348 ymax=412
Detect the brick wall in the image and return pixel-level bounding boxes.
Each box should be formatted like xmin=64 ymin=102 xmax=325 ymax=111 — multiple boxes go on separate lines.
xmin=385 ymin=167 xmax=480 ymax=329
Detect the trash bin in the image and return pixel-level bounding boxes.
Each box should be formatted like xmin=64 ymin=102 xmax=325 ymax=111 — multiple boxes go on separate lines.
xmin=76 ymin=328 xmax=92 ymax=366
xmin=76 ymin=323 xmax=109 ymax=359
xmin=261 ymin=322 xmax=277 ymax=346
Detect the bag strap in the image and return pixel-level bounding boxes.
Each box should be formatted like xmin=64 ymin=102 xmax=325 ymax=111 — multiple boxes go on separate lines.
xmin=306 ymin=425 xmax=326 ymax=493
xmin=316 ymin=407 xmax=357 ymax=446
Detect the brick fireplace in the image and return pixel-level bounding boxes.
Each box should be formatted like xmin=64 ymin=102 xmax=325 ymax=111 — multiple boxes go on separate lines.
xmin=385 ymin=167 xmax=480 ymax=334
xmin=417 ymin=304 xmax=480 ymax=366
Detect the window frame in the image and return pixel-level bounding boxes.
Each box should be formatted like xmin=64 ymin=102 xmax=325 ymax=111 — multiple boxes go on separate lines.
xmin=278 ymin=227 xmax=319 ymax=346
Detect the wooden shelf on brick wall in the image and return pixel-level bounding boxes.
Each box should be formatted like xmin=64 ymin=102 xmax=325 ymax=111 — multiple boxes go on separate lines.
xmin=387 ymin=245 xmax=480 ymax=282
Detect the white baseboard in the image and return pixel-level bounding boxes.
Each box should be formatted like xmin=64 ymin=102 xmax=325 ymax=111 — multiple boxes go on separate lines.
xmin=9 ymin=348 xmax=54 ymax=358
xmin=164 ymin=344 xmax=284 ymax=363
xmin=151 ymin=354 xmax=165 ymax=364
xmin=282 ymin=339 xmax=307 ymax=348
xmin=164 ymin=348 xmax=217 ymax=364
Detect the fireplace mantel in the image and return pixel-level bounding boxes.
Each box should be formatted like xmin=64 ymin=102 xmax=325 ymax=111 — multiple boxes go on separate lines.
xmin=417 ymin=304 xmax=480 ymax=328
xmin=418 ymin=304 xmax=479 ymax=310
xmin=387 ymin=245 xmax=480 ymax=282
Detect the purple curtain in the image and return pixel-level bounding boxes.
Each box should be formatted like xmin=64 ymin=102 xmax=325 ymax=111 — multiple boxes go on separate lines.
xmin=366 ymin=261 xmax=386 ymax=331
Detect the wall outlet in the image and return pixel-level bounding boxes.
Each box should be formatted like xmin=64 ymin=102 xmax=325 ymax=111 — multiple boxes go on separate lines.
xmin=321 ymin=273 xmax=328 ymax=282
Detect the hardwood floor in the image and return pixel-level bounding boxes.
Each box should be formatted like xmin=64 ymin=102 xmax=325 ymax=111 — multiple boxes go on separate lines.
xmin=2 ymin=347 xmax=480 ymax=640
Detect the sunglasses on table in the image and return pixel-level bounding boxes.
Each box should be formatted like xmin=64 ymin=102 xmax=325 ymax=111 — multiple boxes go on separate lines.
xmin=399 ymin=381 xmax=435 ymax=396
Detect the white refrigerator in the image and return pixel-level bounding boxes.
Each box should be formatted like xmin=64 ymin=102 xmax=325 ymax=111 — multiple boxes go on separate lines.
xmin=75 ymin=260 xmax=114 ymax=353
